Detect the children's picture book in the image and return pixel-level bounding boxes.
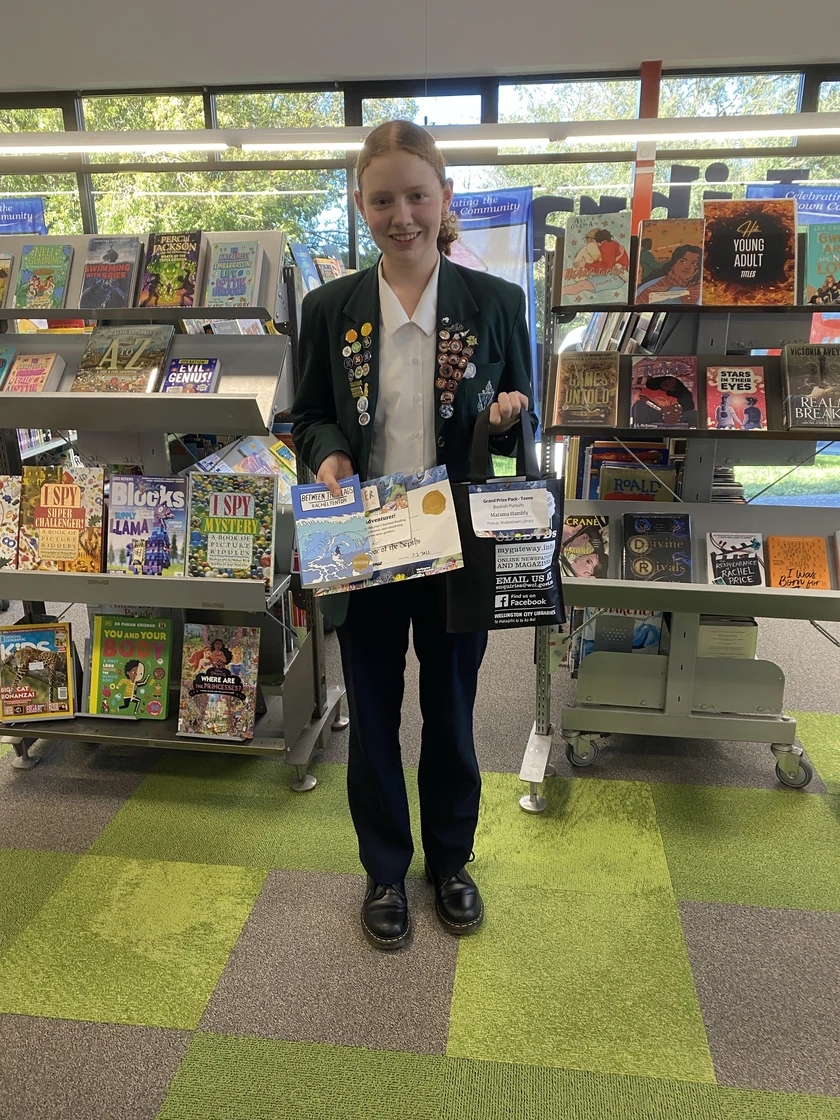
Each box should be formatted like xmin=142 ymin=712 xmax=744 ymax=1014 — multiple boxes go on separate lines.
xmin=598 ymin=464 xmax=678 ymax=501
xmin=0 ymin=476 xmax=22 ymax=570
xmin=14 ymin=243 xmax=73 ymax=309
xmin=160 ymin=357 xmax=221 ymax=394
xmin=289 ymin=242 xmax=323 ymax=293
xmin=0 ymin=345 xmax=16 ymax=390
xmin=805 ymin=223 xmax=840 ymax=306
xmin=781 ymin=344 xmax=840 ymax=428
xmin=560 ymin=212 xmax=631 ymax=306
xmin=635 ymin=219 xmax=704 ymax=305
xmin=0 ymin=253 xmax=13 ymax=307
xmin=138 ymin=231 xmax=203 ymax=308
xmin=72 ymin=325 xmax=175 ymax=394
xmin=630 ymin=356 xmax=698 ymax=429
xmin=177 ymin=623 xmax=260 ymax=741
xmin=187 ymin=472 xmax=276 ymax=587
xmin=291 ymin=475 xmax=373 ymax=586
xmin=766 ymin=535 xmax=832 ymax=590
xmin=553 ymin=352 xmax=620 ymax=426
xmin=18 ymin=466 xmax=105 ymax=572
xmin=107 ymin=475 xmax=188 ymax=577
xmin=79 ymin=236 xmax=142 ymax=309
xmin=702 ymin=199 xmax=797 ymax=306
xmin=0 ymin=622 xmax=74 ymax=721
xmin=706 ymin=365 xmax=767 ymax=430
xmin=2 ymin=353 xmax=66 ymax=393
xmin=707 ymin=532 xmax=766 ymax=586
xmin=560 ymin=515 xmax=609 ymax=578
xmin=88 ymin=614 xmax=172 ymax=719
xmin=204 ymin=240 xmax=263 ymax=307
xmin=622 ymin=512 xmax=693 ymax=583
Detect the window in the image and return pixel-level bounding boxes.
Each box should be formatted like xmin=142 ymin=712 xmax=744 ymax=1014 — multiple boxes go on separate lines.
xmin=0 ymin=107 xmax=64 ymax=132
xmin=500 ymin=79 xmax=640 ymax=154
xmin=216 ymin=90 xmax=345 ymax=162
xmin=651 ymin=156 xmax=826 ymax=219
xmin=363 ymin=95 xmax=480 ymax=127
xmin=819 ymin=82 xmax=840 ymax=111
xmin=658 ymin=73 xmax=802 ymax=148
xmin=81 ymin=94 xmax=206 ymax=164
xmin=0 ymin=175 xmax=83 ymax=233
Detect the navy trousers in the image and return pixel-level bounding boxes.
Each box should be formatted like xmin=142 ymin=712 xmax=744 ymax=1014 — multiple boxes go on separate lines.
xmin=336 ymin=577 xmax=488 ymax=884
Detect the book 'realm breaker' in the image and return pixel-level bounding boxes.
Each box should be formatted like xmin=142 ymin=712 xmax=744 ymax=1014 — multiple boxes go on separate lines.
xmin=782 ymin=344 xmax=840 ymax=428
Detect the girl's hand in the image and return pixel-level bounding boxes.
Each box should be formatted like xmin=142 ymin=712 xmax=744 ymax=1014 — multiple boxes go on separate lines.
xmin=488 ymin=391 xmax=530 ymax=434
xmin=317 ymin=452 xmax=354 ymax=497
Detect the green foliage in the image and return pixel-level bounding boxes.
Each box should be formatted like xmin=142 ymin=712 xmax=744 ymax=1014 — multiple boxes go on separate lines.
xmin=736 ymin=453 xmax=840 ymax=498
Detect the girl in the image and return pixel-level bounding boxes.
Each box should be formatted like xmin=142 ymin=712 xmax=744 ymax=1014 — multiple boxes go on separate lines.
xmin=292 ymin=120 xmax=533 ymax=950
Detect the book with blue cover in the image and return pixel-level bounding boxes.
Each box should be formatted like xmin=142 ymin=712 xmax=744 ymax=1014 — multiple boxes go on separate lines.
xmin=0 ymin=345 xmax=15 ymax=391
xmin=160 ymin=357 xmax=221 ymax=394
xmin=622 ymin=512 xmax=693 ymax=583
xmin=291 ymin=475 xmax=373 ymax=586
xmin=79 ymin=236 xmax=142 ymax=309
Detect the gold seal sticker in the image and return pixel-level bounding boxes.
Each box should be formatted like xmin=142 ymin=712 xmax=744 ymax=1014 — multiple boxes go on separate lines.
xmin=352 ymin=552 xmax=371 ymax=572
xmin=421 ymin=489 xmax=446 ymax=516
xmin=361 ymin=322 xmax=372 ymax=336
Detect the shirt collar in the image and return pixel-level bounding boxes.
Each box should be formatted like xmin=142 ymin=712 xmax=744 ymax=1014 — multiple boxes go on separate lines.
xmin=378 ymin=254 xmax=440 ymax=338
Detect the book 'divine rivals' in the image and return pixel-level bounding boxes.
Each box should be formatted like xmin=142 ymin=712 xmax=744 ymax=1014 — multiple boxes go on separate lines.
xmin=702 ymin=199 xmax=797 ymax=306
xmin=72 ymin=325 xmax=175 ymax=393
xmin=0 ymin=622 xmax=75 ymax=722
xmin=177 ymin=623 xmax=260 ymax=741
xmin=622 ymin=513 xmax=693 ymax=583
xmin=107 ymin=475 xmax=188 ymax=577
xmin=17 ymin=466 xmax=105 ymax=572
xmin=553 ymin=353 xmax=619 ymax=426
xmin=79 ymin=237 xmax=142 ymax=309
xmin=187 ymin=473 xmax=276 ymax=587
xmin=139 ymin=232 xmax=202 ymax=308
xmin=14 ymin=243 xmax=73 ymax=309
xmin=204 ymin=240 xmax=263 ymax=306
xmin=782 ymin=344 xmax=840 ymax=428
xmin=560 ymin=212 xmax=631 ymax=306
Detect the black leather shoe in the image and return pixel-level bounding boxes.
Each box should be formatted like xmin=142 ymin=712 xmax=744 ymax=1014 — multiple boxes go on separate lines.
xmin=425 ymin=861 xmax=484 ymax=935
xmin=361 ymin=876 xmax=410 ymax=949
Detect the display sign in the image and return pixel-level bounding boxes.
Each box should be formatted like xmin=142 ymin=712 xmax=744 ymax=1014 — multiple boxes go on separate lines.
xmin=0 ymin=198 xmax=47 ymax=234
xmin=746 ymin=183 xmax=840 ymax=224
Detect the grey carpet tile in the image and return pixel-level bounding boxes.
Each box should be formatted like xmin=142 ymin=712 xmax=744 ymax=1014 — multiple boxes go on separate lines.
xmin=679 ymin=900 xmax=840 ymax=1096
xmin=0 ymin=1014 xmax=191 ymax=1120
xmin=200 ymin=869 xmax=458 ymax=1054
xmin=757 ymin=617 xmax=840 ymax=716
xmin=0 ymin=738 xmax=160 ymax=853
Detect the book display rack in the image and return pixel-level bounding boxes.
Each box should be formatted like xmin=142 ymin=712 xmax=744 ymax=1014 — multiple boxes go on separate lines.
xmin=0 ymin=230 xmax=345 ymax=789
xmin=519 ymin=250 xmax=840 ymax=812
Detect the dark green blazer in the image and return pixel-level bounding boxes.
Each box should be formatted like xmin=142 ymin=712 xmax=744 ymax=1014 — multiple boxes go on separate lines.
xmin=291 ymin=253 xmax=535 ymax=625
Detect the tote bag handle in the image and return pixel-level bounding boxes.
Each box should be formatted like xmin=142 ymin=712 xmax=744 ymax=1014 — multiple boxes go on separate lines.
xmin=469 ymin=406 xmax=541 ymax=484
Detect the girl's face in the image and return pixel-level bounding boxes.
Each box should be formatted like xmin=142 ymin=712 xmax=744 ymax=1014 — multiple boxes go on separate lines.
xmin=356 ymin=149 xmax=453 ymax=273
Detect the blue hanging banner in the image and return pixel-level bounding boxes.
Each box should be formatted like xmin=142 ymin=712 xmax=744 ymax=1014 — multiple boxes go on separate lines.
xmin=746 ymin=183 xmax=840 ymax=224
xmin=0 ymin=198 xmax=47 ymax=234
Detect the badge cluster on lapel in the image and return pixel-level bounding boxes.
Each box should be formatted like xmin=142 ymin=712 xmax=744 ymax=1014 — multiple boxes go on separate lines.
xmin=342 ymin=321 xmax=374 ymax=426
xmin=435 ymin=316 xmax=478 ymax=421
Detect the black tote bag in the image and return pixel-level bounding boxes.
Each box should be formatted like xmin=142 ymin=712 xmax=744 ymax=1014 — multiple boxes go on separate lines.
xmin=445 ymin=409 xmax=565 ymax=633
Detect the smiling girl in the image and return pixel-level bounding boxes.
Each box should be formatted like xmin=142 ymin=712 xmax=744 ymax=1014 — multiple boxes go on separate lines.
xmin=292 ymin=120 xmax=534 ymax=950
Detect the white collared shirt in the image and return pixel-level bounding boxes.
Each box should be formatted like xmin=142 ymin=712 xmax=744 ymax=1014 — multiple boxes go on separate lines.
xmin=368 ymin=255 xmax=439 ymax=479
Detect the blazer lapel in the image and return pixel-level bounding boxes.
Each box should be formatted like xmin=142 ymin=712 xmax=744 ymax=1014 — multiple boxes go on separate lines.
xmin=342 ymin=264 xmax=381 ymax=478
xmin=435 ymin=256 xmax=481 ymax=444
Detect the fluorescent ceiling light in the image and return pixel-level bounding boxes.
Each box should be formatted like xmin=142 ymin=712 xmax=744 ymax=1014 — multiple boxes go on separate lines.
xmin=434 ymin=137 xmax=549 ymax=149
xmin=241 ymin=142 xmax=364 ymax=152
xmin=0 ymin=143 xmax=228 ymax=155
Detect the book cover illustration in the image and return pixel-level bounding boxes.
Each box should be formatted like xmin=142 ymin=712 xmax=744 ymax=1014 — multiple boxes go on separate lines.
xmin=3 ymin=352 xmax=65 ymax=393
xmin=706 ymin=365 xmax=767 ymax=430
xmin=622 ymin=513 xmax=693 ymax=583
xmin=289 ymin=242 xmax=323 ymax=293
xmin=805 ymin=224 xmax=840 ymax=305
xmin=204 ymin=240 xmax=262 ymax=307
xmin=635 ymin=219 xmax=704 ymax=305
xmin=107 ymin=475 xmax=187 ymax=577
xmin=14 ymin=243 xmax=73 ymax=309
xmin=0 ymin=253 xmax=13 ymax=307
xmin=18 ymin=466 xmax=105 ymax=572
xmin=630 ymin=356 xmax=698 ymax=428
xmin=598 ymin=464 xmax=678 ymax=501
xmin=138 ymin=232 xmax=202 ymax=307
xmin=187 ymin=472 xmax=276 ymax=587
xmin=766 ymin=535 xmax=832 ymax=590
xmin=177 ymin=623 xmax=260 ymax=741
xmin=0 ymin=622 xmax=74 ymax=721
xmin=0 ymin=476 xmax=21 ymax=570
xmin=160 ymin=357 xmax=221 ymax=394
xmin=581 ymin=441 xmax=669 ymax=499
xmin=79 ymin=236 xmax=141 ymax=309
xmin=88 ymin=615 xmax=172 ymax=719
xmin=707 ymin=532 xmax=765 ymax=586
xmin=810 ymin=311 xmax=840 ymax=345
xmin=0 ymin=345 xmax=15 ymax=390
xmin=560 ymin=212 xmax=631 ymax=306
xmin=782 ymin=344 xmax=840 ymax=428
xmin=553 ymin=353 xmax=620 ymax=426
xmin=560 ymin=515 xmax=609 ymax=578
xmin=72 ymin=325 xmax=175 ymax=393
xmin=702 ymin=199 xmax=797 ymax=306
xmin=292 ymin=475 xmax=372 ymax=586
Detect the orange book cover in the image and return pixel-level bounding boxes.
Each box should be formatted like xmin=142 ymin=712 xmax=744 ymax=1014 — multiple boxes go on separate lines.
xmin=766 ymin=535 xmax=831 ymax=590
xmin=702 ymin=199 xmax=797 ymax=306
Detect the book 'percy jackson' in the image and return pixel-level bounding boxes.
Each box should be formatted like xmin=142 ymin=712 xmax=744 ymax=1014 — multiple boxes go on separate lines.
xmin=702 ymin=199 xmax=797 ymax=306
xmin=138 ymin=232 xmax=202 ymax=308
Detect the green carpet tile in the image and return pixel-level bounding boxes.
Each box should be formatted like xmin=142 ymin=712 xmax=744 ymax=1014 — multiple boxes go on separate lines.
xmin=653 ymin=783 xmax=840 ymax=910
xmin=157 ymin=1034 xmax=446 ymax=1120
xmin=792 ymin=711 xmax=840 ymax=794
xmin=92 ymin=755 xmax=426 ymax=879
xmin=0 ymin=848 xmax=77 ymax=956
xmin=0 ymin=742 xmax=11 ymax=759
xmin=718 ymin=1085 xmax=840 ymax=1118
xmin=0 ymin=855 xmax=266 ymax=1028
xmin=446 ymin=879 xmax=715 ymax=1082
xmin=475 ymin=772 xmax=671 ymax=894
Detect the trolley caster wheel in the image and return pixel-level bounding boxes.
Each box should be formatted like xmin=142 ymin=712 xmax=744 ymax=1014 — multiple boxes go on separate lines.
xmin=775 ymin=757 xmax=814 ymax=789
xmin=291 ymin=773 xmax=317 ymax=792
xmin=565 ymin=739 xmax=599 ymax=768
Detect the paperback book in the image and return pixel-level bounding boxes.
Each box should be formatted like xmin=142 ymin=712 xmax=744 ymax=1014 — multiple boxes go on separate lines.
xmin=107 ymin=475 xmax=188 ymax=577
xmin=0 ymin=253 xmax=13 ymax=306
xmin=72 ymin=325 xmax=175 ymax=393
xmin=88 ymin=614 xmax=172 ymax=719
xmin=291 ymin=475 xmax=373 ymax=586
xmin=707 ymin=532 xmax=765 ymax=586
xmin=706 ymin=365 xmax=767 ymax=430
xmin=204 ymin=240 xmax=263 ymax=306
xmin=17 ymin=466 xmax=105 ymax=572
xmin=630 ymin=356 xmax=698 ymax=428
xmin=138 ymin=231 xmax=202 ymax=308
xmin=177 ymin=623 xmax=260 ymax=741
xmin=187 ymin=472 xmax=276 ymax=587
xmin=560 ymin=212 xmax=631 ymax=306
xmin=702 ymin=199 xmax=797 ymax=306
xmin=781 ymin=344 xmax=840 ymax=428
xmin=598 ymin=464 xmax=678 ymax=501
xmin=0 ymin=622 xmax=74 ymax=721
xmin=14 ymin=243 xmax=73 ymax=309
xmin=560 ymin=515 xmax=609 ymax=578
xmin=79 ymin=236 xmax=142 ymax=309
xmin=622 ymin=513 xmax=693 ymax=583
xmin=553 ymin=352 xmax=620 ymax=427
xmin=805 ymin=223 xmax=840 ymax=305
xmin=766 ymin=535 xmax=832 ymax=590
xmin=0 ymin=476 xmax=22 ymax=570
xmin=160 ymin=357 xmax=221 ymax=394
xmin=635 ymin=219 xmax=704 ymax=305
xmin=2 ymin=353 xmax=65 ymax=393
xmin=580 ymin=441 xmax=669 ymax=500
xmin=0 ymin=345 xmax=16 ymax=390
